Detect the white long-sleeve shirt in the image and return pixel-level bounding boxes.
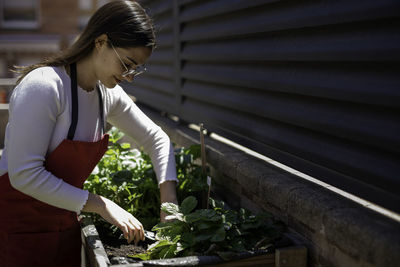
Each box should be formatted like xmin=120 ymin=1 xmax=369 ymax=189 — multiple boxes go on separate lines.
xmin=0 ymin=66 xmax=177 ymax=213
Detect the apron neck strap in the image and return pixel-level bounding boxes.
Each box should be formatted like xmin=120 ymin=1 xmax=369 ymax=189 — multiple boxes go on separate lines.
xmin=96 ymin=84 xmax=105 ymax=136
xmin=67 ymin=63 xmax=105 ymax=140
xmin=67 ymin=63 xmax=78 ymax=140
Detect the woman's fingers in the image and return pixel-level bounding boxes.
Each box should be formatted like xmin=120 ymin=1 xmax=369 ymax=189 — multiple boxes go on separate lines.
xmin=135 ymin=220 xmax=145 ymax=244
xmin=127 ymin=221 xmax=138 ymax=244
xmin=140 ymin=224 xmax=145 ymax=241
xmin=130 ymin=217 xmax=145 ymax=242
xmin=122 ymin=217 xmax=144 ymax=244
xmin=120 ymin=223 xmax=144 ymax=244
xmin=96 ymin=197 xmax=145 ymax=244
xmin=120 ymin=224 xmax=129 ymax=240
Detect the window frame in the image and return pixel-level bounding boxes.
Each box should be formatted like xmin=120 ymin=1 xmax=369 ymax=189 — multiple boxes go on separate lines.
xmin=0 ymin=0 xmax=41 ymax=30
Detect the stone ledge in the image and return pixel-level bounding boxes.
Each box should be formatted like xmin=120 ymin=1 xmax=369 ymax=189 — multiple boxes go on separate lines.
xmin=139 ymin=105 xmax=400 ymax=267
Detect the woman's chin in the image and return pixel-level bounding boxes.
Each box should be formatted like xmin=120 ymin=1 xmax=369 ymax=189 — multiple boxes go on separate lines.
xmin=103 ymin=79 xmax=118 ymax=88
xmin=112 ymin=76 xmax=122 ymax=87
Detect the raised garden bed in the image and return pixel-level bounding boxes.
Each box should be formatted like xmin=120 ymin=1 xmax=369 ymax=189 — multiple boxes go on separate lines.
xmin=80 ymin=216 xmax=307 ymax=267
xmin=80 ymin=195 xmax=306 ymax=267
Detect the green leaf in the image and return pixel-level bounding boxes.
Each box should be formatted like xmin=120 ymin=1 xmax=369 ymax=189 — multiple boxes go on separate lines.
xmin=196 ymin=221 xmax=216 ymax=231
xmin=159 ymin=244 xmax=176 ymax=259
xmin=184 ymin=212 xmax=202 ymax=224
xmin=155 ymin=222 xmax=185 ymax=240
xmin=186 ymin=144 xmax=201 ymax=159
xmin=193 ymin=231 xmax=215 ymax=243
xmin=105 ymin=149 xmax=115 ymax=155
xmin=210 ymin=226 xmax=225 ymax=242
xmin=161 ymin=202 xmax=179 ymax=215
xmin=185 ymin=209 xmax=219 ymax=223
xmin=180 ymin=232 xmax=195 ymax=247
xmin=128 ymin=253 xmax=151 ymax=261
xmin=120 ymin=142 xmax=131 ymax=149
xmin=180 ymin=196 xmax=197 ymax=215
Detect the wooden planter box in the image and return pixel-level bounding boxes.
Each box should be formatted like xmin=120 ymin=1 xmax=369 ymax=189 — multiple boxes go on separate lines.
xmin=80 ymin=217 xmax=307 ymax=267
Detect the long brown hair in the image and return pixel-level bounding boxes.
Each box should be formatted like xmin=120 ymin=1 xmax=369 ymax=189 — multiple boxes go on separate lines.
xmin=14 ymin=0 xmax=156 ymax=84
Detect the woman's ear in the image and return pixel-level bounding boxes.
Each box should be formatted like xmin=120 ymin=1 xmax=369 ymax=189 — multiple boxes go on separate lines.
xmin=94 ymin=34 xmax=108 ymax=50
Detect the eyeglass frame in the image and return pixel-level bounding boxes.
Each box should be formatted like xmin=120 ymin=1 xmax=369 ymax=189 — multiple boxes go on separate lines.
xmin=109 ymin=40 xmax=147 ymax=78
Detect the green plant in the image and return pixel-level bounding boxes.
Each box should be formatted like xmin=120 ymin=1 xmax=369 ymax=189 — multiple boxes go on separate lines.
xmin=83 ymin=127 xmax=209 ymax=231
xmin=132 ymin=196 xmax=284 ymax=261
xmin=174 ymin=145 xmax=208 ymax=204
xmin=84 ymin=127 xmax=161 ymax=230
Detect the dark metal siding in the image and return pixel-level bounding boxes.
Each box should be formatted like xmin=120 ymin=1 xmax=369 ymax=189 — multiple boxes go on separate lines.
xmin=128 ymin=0 xmax=400 ymax=212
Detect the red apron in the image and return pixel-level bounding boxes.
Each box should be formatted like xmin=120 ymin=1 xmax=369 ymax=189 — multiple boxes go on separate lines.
xmin=0 ymin=63 xmax=109 ymax=267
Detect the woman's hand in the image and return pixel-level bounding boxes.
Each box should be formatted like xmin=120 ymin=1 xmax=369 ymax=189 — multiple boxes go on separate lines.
xmin=159 ymin=181 xmax=178 ymax=222
xmin=82 ymin=193 xmax=144 ymax=244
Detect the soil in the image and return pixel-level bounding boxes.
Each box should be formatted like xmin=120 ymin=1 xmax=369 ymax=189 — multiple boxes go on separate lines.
xmin=103 ymin=243 xmax=146 ymax=258
xmin=96 ymin=224 xmax=150 ymax=264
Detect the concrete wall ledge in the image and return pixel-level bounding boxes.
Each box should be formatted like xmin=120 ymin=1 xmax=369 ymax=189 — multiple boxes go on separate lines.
xmin=139 ymin=104 xmax=400 ymax=267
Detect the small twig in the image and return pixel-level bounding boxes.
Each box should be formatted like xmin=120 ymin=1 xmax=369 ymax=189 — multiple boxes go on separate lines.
xmin=199 ymin=123 xmax=211 ymax=209
xmin=199 ymin=123 xmax=207 ymax=174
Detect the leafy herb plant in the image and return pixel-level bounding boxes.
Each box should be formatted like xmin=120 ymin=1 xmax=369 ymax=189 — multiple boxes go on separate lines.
xmin=84 ymin=127 xmax=161 ymax=230
xmin=133 ymin=196 xmax=284 ymax=261
xmin=83 ymin=127 xmax=208 ymax=231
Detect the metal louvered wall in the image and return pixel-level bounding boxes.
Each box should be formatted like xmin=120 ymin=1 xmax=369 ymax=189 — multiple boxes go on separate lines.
xmin=126 ymin=0 xmax=400 ymax=212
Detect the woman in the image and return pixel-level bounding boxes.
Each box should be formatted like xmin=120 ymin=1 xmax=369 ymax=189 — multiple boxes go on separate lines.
xmin=0 ymin=1 xmax=178 ymax=266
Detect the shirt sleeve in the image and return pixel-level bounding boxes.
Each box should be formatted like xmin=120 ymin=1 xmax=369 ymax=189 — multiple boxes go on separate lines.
xmin=107 ymin=87 xmax=178 ymax=185
xmin=7 ymin=70 xmax=89 ymax=213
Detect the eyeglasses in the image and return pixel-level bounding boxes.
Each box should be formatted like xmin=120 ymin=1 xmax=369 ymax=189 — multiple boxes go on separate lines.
xmin=109 ymin=41 xmax=146 ymax=78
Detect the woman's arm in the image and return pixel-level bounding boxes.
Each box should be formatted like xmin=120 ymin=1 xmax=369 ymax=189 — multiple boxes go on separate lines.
xmin=107 ymin=87 xmax=179 ymax=219
xmin=160 ymin=181 xmax=178 ymax=222
xmin=7 ymin=69 xmax=90 ymax=213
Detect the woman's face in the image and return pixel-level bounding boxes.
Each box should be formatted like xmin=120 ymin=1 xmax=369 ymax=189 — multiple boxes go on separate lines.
xmin=94 ymin=36 xmax=152 ymax=88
